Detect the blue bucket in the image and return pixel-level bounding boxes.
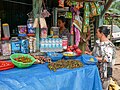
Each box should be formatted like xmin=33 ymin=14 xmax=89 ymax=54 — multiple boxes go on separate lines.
xmin=47 ymin=52 xmax=63 ymax=61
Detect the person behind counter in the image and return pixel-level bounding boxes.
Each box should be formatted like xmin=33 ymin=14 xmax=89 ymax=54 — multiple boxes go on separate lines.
xmin=85 ymin=26 xmax=116 ymax=90
xmin=57 ymin=16 xmax=71 ymax=45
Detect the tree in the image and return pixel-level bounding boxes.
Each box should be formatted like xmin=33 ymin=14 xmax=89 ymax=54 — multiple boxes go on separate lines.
xmin=104 ymin=0 xmax=120 ymax=27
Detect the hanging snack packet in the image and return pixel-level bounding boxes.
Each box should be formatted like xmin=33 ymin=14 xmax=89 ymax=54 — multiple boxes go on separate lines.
xmin=79 ymin=2 xmax=83 ymax=8
xmin=39 ymin=17 xmax=47 ymax=28
xmin=65 ymin=12 xmax=72 ymax=19
xmin=90 ymin=2 xmax=97 ymax=17
xmin=83 ymin=2 xmax=90 ymax=33
xmin=33 ymin=18 xmax=39 ymax=28
xmin=84 ymin=2 xmax=90 ymax=18
xmin=95 ymin=2 xmax=101 ymax=15
xmin=65 ymin=0 xmax=72 ymax=6
xmin=58 ymin=0 xmax=65 ymax=8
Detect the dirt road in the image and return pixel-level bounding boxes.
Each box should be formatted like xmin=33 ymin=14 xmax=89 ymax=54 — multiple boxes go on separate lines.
xmin=113 ymin=49 xmax=120 ymax=85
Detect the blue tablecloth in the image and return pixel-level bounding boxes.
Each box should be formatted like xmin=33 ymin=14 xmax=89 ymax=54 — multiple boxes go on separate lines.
xmin=0 ymin=60 xmax=102 ymax=90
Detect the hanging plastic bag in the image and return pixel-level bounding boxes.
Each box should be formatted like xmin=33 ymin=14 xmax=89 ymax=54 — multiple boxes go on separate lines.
xmin=39 ymin=17 xmax=47 ymax=28
xmin=41 ymin=0 xmax=51 ymax=18
xmin=33 ymin=18 xmax=39 ymax=28
xmin=41 ymin=9 xmax=51 ymax=18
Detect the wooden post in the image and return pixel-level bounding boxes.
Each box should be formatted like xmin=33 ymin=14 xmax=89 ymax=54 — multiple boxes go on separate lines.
xmin=79 ymin=32 xmax=87 ymax=54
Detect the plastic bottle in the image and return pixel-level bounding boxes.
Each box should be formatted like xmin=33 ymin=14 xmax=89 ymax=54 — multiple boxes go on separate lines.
xmin=48 ymin=38 xmax=52 ymax=52
xmin=50 ymin=27 xmax=60 ymax=38
xmin=1 ymin=37 xmax=11 ymax=56
xmin=52 ymin=38 xmax=56 ymax=52
xmin=2 ymin=23 xmax=10 ymax=38
xmin=59 ymin=38 xmax=63 ymax=52
xmin=19 ymin=34 xmax=29 ymax=54
xmin=62 ymin=36 xmax=68 ymax=50
xmin=40 ymin=38 xmax=45 ymax=52
xmin=27 ymin=18 xmax=35 ymax=34
xmin=55 ymin=38 xmax=59 ymax=52
xmin=44 ymin=38 xmax=48 ymax=52
xmin=27 ymin=34 xmax=36 ymax=53
xmin=11 ymin=37 xmax=20 ymax=54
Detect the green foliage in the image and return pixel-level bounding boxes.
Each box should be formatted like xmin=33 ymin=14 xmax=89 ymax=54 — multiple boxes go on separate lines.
xmin=104 ymin=1 xmax=120 ymax=27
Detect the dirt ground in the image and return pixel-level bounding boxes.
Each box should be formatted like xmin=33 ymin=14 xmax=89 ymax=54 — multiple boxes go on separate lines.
xmin=113 ymin=48 xmax=120 ymax=85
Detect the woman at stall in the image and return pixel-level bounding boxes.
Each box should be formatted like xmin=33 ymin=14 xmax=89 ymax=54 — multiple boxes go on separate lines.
xmin=85 ymin=26 xmax=116 ymax=90
xmin=58 ymin=16 xmax=71 ymax=45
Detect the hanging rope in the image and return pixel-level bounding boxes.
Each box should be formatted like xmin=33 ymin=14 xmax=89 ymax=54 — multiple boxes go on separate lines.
xmin=2 ymin=0 xmax=32 ymax=6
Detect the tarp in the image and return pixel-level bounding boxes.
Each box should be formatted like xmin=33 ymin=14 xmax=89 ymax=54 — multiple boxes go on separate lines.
xmin=0 ymin=57 xmax=102 ymax=90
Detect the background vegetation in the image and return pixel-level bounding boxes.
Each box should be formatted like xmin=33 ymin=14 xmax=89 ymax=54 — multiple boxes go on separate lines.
xmin=104 ymin=0 xmax=120 ymax=27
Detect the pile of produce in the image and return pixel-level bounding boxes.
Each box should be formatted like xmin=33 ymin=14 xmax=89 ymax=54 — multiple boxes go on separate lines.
xmin=48 ymin=60 xmax=83 ymax=72
xmin=14 ymin=56 xmax=32 ymax=63
xmin=66 ymin=45 xmax=82 ymax=56
xmin=30 ymin=54 xmax=52 ymax=64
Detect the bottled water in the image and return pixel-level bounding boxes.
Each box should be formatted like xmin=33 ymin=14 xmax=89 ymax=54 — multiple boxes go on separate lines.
xmin=59 ymin=38 xmax=63 ymax=52
xmin=44 ymin=38 xmax=49 ymax=52
xmin=48 ymin=38 xmax=52 ymax=52
xmin=40 ymin=38 xmax=45 ymax=52
xmin=51 ymin=38 xmax=55 ymax=52
xmin=40 ymin=38 xmax=63 ymax=52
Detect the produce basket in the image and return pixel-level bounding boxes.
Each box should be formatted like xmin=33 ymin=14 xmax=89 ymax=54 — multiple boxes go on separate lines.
xmin=63 ymin=52 xmax=77 ymax=59
xmin=47 ymin=52 xmax=63 ymax=61
xmin=0 ymin=61 xmax=14 ymax=71
xmin=10 ymin=53 xmax=36 ymax=68
xmin=63 ymin=52 xmax=77 ymax=57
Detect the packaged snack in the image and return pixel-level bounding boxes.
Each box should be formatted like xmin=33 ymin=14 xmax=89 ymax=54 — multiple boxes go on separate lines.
xmin=90 ymin=2 xmax=97 ymax=17
xmin=40 ymin=28 xmax=48 ymax=38
xmin=18 ymin=25 xmax=27 ymax=34
xmin=58 ymin=0 xmax=65 ymax=8
xmin=95 ymin=2 xmax=101 ymax=15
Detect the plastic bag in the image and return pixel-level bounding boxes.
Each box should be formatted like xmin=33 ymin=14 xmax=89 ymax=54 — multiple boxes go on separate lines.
xmin=81 ymin=54 xmax=98 ymax=65
xmin=39 ymin=17 xmax=47 ymax=28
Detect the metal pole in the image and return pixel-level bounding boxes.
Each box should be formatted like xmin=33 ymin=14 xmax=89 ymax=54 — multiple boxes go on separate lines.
xmin=53 ymin=8 xmax=58 ymax=27
xmin=33 ymin=0 xmax=42 ymax=51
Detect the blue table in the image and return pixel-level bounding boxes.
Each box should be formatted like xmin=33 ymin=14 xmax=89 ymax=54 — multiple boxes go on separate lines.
xmin=0 ymin=60 xmax=102 ymax=90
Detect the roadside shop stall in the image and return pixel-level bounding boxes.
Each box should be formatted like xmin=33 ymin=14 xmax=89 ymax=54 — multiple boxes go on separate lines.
xmin=0 ymin=0 xmax=109 ymax=90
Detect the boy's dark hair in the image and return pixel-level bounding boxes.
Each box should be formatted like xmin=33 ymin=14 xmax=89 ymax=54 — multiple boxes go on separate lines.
xmin=98 ymin=26 xmax=110 ymax=37
xmin=58 ymin=16 xmax=66 ymax=23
